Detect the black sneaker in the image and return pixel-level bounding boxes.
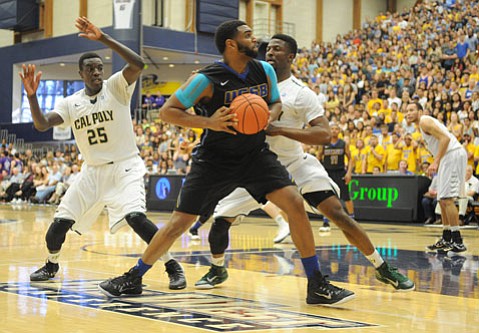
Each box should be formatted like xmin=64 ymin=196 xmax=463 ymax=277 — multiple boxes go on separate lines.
xmin=426 ymin=238 xmax=451 ymax=252
xmin=447 ymin=242 xmax=467 ymax=255
xmin=195 ymin=264 xmax=228 ymax=289
xmin=98 ymin=267 xmax=143 ymax=297
xmin=375 ymin=262 xmax=415 ymax=291
xmin=30 ymin=261 xmax=59 ymax=281
xmin=165 ymin=260 xmax=186 ymax=290
xmin=306 ymin=271 xmax=355 ymax=306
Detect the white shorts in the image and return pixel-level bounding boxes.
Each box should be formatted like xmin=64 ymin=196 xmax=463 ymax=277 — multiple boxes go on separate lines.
xmin=54 ymin=155 xmax=146 ymax=234
xmin=213 ymin=153 xmax=339 ymax=218
xmin=436 ymin=148 xmax=467 ymax=200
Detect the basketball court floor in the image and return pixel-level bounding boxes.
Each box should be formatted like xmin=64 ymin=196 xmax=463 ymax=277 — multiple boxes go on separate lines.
xmin=0 ymin=203 xmax=478 ymax=333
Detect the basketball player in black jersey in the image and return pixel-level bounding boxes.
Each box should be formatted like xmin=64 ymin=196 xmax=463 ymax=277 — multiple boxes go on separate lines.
xmin=99 ymin=20 xmax=355 ymax=305
xmin=317 ymin=123 xmax=355 ymax=232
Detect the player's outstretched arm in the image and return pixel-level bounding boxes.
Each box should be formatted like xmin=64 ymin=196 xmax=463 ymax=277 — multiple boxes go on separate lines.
xmin=75 ymin=16 xmax=144 ymax=85
xmin=18 ymin=64 xmax=63 ymax=131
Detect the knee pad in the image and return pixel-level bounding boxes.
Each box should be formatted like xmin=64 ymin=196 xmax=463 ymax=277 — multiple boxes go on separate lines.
xmin=208 ymin=218 xmax=232 ymax=255
xmin=126 ymin=212 xmax=158 ymax=243
xmin=46 ymin=218 xmax=75 ymax=252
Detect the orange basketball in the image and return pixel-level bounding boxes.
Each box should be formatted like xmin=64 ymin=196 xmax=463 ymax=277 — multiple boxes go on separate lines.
xmin=230 ymin=93 xmax=269 ymax=135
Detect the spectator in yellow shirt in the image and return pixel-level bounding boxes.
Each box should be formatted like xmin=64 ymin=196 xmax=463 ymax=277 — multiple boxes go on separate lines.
xmin=351 ymin=138 xmax=367 ymax=174
xmin=462 ymin=133 xmax=476 ymax=168
xmin=367 ymin=90 xmax=382 ymax=115
xmin=395 ymin=134 xmax=418 ymax=173
xmin=378 ymin=99 xmax=392 ymax=118
xmin=363 ymin=135 xmax=385 ymax=174
xmin=385 ymin=132 xmax=403 ymax=172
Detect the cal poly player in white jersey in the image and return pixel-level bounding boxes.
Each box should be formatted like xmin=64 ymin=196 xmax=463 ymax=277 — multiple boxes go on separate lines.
xmin=194 ymin=34 xmax=415 ymax=294
xmin=406 ymin=102 xmax=467 ymax=255
xmin=20 ymin=17 xmax=186 ymax=290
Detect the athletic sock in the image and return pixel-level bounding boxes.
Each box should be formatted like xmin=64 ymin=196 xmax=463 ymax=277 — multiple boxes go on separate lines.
xmin=274 ymin=215 xmax=288 ymax=227
xmin=365 ymin=249 xmax=384 ymax=269
xmin=160 ymin=252 xmax=173 ymax=263
xmin=135 ymin=258 xmax=152 ymax=277
xmin=450 ymin=226 xmax=462 ymax=243
xmin=301 ymin=255 xmax=320 ymax=278
xmin=190 ymin=221 xmax=203 ymax=232
xmin=47 ymin=252 xmax=60 ymax=264
xmin=211 ymin=256 xmax=225 ymax=267
xmin=442 ymin=228 xmax=452 ymax=242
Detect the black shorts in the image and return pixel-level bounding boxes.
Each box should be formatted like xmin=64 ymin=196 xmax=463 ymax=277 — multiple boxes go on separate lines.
xmin=176 ymin=148 xmax=293 ymax=216
xmin=327 ymin=169 xmax=350 ymax=201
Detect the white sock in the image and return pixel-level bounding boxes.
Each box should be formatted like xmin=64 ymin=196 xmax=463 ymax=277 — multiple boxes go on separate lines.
xmin=160 ymin=252 xmax=174 ymax=263
xmin=450 ymin=226 xmax=460 ymax=232
xmin=211 ymin=256 xmax=225 ymax=267
xmin=275 ymin=215 xmax=288 ymax=227
xmin=47 ymin=252 xmax=61 ymax=264
xmin=365 ymin=250 xmax=384 ymax=269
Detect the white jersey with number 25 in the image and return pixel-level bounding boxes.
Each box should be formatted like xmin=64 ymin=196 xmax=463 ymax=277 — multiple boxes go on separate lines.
xmin=54 ymin=71 xmax=139 ymax=166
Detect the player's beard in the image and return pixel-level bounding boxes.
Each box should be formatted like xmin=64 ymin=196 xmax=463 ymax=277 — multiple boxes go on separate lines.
xmin=237 ymin=41 xmax=258 ymax=58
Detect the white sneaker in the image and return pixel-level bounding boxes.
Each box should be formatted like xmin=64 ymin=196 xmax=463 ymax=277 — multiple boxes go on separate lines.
xmin=319 ymin=222 xmax=331 ymax=233
xmin=273 ymin=224 xmax=290 ymax=243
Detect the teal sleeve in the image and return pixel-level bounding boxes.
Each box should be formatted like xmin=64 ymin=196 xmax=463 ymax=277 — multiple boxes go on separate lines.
xmin=175 ymin=73 xmax=211 ymax=108
xmin=260 ymin=61 xmax=280 ymax=103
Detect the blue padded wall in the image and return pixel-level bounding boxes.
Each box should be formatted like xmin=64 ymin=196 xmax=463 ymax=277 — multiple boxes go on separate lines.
xmin=196 ymin=0 xmax=239 ymax=34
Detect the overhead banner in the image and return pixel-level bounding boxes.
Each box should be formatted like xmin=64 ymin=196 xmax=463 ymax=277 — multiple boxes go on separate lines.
xmin=113 ymin=0 xmax=135 ymax=29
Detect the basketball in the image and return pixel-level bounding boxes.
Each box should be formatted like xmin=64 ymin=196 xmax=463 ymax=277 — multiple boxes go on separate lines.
xmin=230 ymin=93 xmax=269 ymax=135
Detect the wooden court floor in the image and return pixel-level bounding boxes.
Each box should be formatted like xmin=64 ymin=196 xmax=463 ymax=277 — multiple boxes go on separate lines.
xmin=0 ymin=203 xmax=478 ymax=333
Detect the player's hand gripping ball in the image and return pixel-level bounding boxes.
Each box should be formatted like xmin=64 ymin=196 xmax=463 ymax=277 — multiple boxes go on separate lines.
xmin=230 ymin=93 xmax=269 ymax=135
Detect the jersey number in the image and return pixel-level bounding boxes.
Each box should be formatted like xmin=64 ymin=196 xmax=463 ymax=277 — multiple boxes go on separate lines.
xmin=330 ymin=155 xmax=338 ymax=165
xmin=87 ymin=127 xmax=108 ymax=145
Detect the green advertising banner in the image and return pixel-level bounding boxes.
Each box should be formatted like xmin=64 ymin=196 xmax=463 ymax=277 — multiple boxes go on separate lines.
xmin=349 ymin=175 xmax=431 ymax=222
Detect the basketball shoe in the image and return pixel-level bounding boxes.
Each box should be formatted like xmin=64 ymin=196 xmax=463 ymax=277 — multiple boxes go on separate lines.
xmin=319 ymin=221 xmax=331 ymax=233
xmin=195 ymin=264 xmax=228 ymax=289
xmin=273 ymin=224 xmax=290 ymax=243
xmin=426 ymin=238 xmax=451 ymax=252
xmin=375 ymin=262 xmax=415 ymax=291
xmin=165 ymin=259 xmax=186 ymax=290
xmin=306 ymin=271 xmax=355 ymax=305
xmin=30 ymin=261 xmax=59 ymax=281
xmin=188 ymin=228 xmax=200 ymax=240
xmin=446 ymin=242 xmax=467 ymax=255
xmin=98 ymin=267 xmax=143 ymax=297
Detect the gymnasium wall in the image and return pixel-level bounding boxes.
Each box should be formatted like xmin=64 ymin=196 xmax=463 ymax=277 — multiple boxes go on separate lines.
xmin=283 ymin=0 xmax=317 ymax=47
xmin=361 ymin=0 xmax=387 ymax=25
xmin=323 ymin=0 xmax=354 ymax=43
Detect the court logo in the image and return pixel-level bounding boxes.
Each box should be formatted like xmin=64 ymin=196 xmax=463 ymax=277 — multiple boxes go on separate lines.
xmin=0 ymin=281 xmax=377 ymax=331
xmin=155 ymin=177 xmax=171 ymax=200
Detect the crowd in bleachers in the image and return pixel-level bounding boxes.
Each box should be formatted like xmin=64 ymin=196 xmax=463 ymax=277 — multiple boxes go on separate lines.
xmin=0 ymin=141 xmax=82 ymax=204
xmin=296 ymin=0 xmax=479 ymax=176
xmin=2 ymin=1 xmax=479 ymax=205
